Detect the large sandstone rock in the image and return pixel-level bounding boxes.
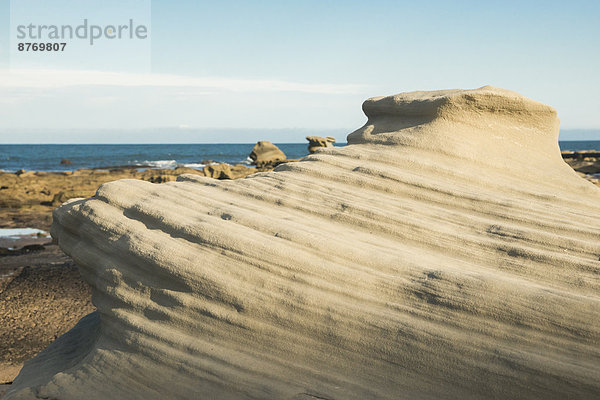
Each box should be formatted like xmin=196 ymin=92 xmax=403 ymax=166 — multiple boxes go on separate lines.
xmin=6 ymin=87 xmax=600 ymax=400
xmin=306 ymin=135 xmax=336 ymax=153
xmin=249 ymin=141 xmax=286 ymax=168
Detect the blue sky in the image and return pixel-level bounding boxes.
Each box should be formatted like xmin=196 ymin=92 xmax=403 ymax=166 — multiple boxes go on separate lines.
xmin=0 ymin=0 xmax=599 ymax=143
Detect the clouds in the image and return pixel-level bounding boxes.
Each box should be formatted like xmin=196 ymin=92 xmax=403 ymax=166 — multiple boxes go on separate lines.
xmin=0 ymin=67 xmax=370 ymax=134
xmin=2 ymin=0 xmax=599 ymax=137
xmin=0 ymin=68 xmax=367 ymax=94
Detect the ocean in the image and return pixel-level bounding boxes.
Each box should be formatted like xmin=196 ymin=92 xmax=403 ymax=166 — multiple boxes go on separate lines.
xmin=0 ymin=141 xmax=599 ymax=172
xmin=0 ymin=143 xmax=313 ymax=172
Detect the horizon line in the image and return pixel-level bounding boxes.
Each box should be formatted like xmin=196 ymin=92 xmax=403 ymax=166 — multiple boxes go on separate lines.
xmin=0 ymin=141 xmax=344 ymax=145
xmin=0 ymin=127 xmax=599 ymax=132
xmin=1 ymin=139 xmax=599 ymax=145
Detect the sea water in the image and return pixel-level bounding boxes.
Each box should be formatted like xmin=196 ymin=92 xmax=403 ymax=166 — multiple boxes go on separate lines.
xmin=0 ymin=141 xmax=598 ymax=172
xmin=0 ymin=143 xmax=320 ymax=172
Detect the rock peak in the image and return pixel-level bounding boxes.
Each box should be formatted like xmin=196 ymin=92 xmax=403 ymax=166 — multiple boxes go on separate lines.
xmin=347 ymin=86 xmax=561 ymax=171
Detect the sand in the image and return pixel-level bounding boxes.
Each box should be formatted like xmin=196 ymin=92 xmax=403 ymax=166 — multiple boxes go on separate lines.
xmin=5 ymin=86 xmax=600 ymax=399
xmin=0 ymin=244 xmax=94 ymax=386
xmin=0 ymin=384 xmax=11 ymax=398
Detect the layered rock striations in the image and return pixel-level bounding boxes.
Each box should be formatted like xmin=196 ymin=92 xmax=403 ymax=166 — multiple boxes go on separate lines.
xmin=7 ymin=86 xmax=600 ymax=400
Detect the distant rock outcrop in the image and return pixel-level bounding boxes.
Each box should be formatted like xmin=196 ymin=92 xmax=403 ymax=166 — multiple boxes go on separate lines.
xmin=249 ymin=140 xmax=286 ymax=168
xmin=306 ymin=135 xmax=336 ymax=153
xmin=60 ymin=159 xmax=73 ymax=165
xmin=6 ymin=87 xmax=600 ymax=400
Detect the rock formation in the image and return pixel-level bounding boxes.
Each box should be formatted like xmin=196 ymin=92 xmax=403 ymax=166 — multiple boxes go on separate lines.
xmin=200 ymin=163 xmax=256 ymax=180
xmin=249 ymin=141 xmax=286 ymax=168
xmin=306 ymin=135 xmax=336 ymax=153
xmin=6 ymin=86 xmax=600 ymax=400
xmin=562 ymin=150 xmax=600 ymax=186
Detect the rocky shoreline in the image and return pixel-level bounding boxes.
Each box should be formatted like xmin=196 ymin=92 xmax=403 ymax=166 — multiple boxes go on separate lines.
xmin=1 ymin=146 xmax=597 ymax=230
xmin=0 ymin=141 xmax=309 ymax=228
xmin=563 ymin=150 xmax=600 ymax=185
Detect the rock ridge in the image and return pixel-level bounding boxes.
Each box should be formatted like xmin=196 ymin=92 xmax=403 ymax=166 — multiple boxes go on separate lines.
xmin=6 ymin=87 xmax=600 ymax=400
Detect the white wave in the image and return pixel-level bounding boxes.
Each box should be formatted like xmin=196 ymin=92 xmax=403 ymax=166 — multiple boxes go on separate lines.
xmin=136 ymin=160 xmax=178 ymax=169
xmin=182 ymin=163 xmax=206 ymax=169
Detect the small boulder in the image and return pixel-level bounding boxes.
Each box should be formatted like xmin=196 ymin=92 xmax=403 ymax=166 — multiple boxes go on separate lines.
xmin=15 ymin=169 xmax=35 ymax=178
xmin=202 ymin=163 xmax=256 ymax=180
xmin=60 ymin=158 xmax=73 ymax=165
xmin=202 ymin=163 xmax=232 ymax=179
xmin=148 ymin=176 xmax=169 ymax=184
xmin=306 ymin=136 xmax=336 ymax=154
xmin=229 ymin=164 xmax=257 ymax=179
xmin=249 ymin=141 xmax=286 ymax=168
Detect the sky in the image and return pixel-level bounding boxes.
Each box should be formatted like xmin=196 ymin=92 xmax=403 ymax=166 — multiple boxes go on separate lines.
xmin=0 ymin=0 xmax=599 ymax=143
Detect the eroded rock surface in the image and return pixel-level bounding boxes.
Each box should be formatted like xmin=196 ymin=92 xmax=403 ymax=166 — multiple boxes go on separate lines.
xmin=249 ymin=141 xmax=287 ymax=168
xmin=199 ymin=163 xmax=256 ymax=180
xmin=7 ymin=87 xmax=600 ymax=400
xmin=306 ymin=135 xmax=336 ymax=153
